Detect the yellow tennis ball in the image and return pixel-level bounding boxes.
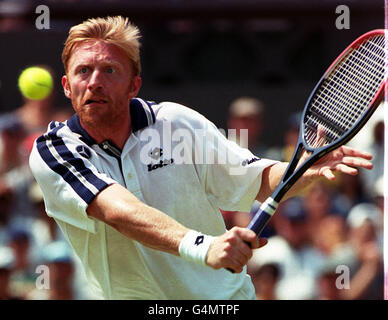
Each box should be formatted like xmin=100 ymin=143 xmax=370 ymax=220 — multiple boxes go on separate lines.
xmin=18 ymin=67 xmax=53 ymax=100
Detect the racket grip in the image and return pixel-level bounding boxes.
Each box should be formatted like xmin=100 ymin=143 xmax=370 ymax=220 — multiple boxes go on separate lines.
xmin=247 ymin=197 xmax=278 ymax=236
xmin=225 ymin=198 xmax=278 ymax=274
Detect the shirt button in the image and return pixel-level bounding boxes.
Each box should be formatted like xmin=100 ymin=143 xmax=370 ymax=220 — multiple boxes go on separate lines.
xmin=127 ymin=173 xmax=132 ymax=179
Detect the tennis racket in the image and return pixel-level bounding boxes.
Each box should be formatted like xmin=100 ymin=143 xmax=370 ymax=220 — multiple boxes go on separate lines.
xmin=247 ymin=29 xmax=387 ymax=237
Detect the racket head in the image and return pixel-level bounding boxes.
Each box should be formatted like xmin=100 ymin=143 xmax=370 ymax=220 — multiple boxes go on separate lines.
xmin=299 ymin=29 xmax=387 ymax=154
xmin=247 ymin=30 xmax=387 ymax=236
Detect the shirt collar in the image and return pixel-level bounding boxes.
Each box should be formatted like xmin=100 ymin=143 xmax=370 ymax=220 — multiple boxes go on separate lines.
xmin=66 ymin=98 xmax=156 ymax=146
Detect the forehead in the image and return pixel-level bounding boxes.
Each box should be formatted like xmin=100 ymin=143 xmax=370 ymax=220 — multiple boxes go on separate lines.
xmin=68 ymin=39 xmax=130 ymax=69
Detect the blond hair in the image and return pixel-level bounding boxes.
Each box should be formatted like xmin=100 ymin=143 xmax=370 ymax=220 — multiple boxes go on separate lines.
xmin=62 ymin=16 xmax=141 ymax=76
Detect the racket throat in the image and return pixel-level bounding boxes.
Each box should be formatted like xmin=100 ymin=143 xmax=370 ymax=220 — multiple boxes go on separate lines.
xmin=281 ymin=143 xmax=305 ymax=182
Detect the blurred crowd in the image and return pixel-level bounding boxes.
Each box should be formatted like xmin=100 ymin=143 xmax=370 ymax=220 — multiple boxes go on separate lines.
xmin=0 ymin=66 xmax=384 ymax=300
xmin=0 ymin=66 xmax=97 ymax=300
xmin=224 ymin=96 xmax=384 ymax=300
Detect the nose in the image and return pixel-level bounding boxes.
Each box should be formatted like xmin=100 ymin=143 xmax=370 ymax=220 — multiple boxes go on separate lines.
xmin=87 ymin=69 xmax=104 ymax=92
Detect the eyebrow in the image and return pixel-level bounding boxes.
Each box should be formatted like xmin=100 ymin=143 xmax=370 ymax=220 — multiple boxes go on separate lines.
xmin=100 ymin=59 xmax=122 ymax=68
xmin=73 ymin=60 xmax=123 ymax=71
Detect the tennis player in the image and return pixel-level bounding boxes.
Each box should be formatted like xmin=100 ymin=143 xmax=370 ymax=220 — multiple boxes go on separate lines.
xmin=29 ymin=16 xmax=373 ymax=299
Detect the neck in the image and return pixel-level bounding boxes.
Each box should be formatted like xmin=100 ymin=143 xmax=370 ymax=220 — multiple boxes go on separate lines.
xmin=81 ymin=117 xmax=131 ymax=150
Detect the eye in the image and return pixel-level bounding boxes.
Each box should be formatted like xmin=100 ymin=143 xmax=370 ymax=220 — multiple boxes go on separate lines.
xmin=80 ymin=67 xmax=88 ymax=74
xmin=106 ymin=67 xmax=115 ymax=74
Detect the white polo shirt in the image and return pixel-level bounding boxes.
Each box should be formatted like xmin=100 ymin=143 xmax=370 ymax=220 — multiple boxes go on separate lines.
xmin=29 ymin=98 xmax=277 ymax=300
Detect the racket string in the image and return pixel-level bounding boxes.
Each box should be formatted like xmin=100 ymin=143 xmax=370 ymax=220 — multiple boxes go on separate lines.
xmin=316 ymin=63 xmax=379 ymax=126
xmin=332 ymin=37 xmax=386 ymax=119
xmin=304 ymin=33 xmax=386 ymax=147
xmin=319 ymin=37 xmax=385 ymax=125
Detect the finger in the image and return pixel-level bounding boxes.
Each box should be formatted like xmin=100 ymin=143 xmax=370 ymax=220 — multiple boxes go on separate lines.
xmin=229 ymin=246 xmax=250 ymax=268
xmin=228 ymin=263 xmax=244 ymax=274
xmin=234 ymin=228 xmax=258 ymax=244
xmin=224 ymin=228 xmax=254 ymax=263
xmin=335 ymin=163 xmax=358 ymax=176
xmin=313 ymin=125 xmax=327 ymax=148
xmin=242 ymin=232 xmax=260 ymax=250
xmin=207 ymin=238 xmax=246 ymax=272
xmin=224 ymin=247 xmax=247 ymax=273
xmin=341 ymin=146 xmax=373 ymax=160
xmin=342 ymin=156 xmax=373 ymax=170
xmin=229 ymin=238 xmax=268 ymax=273
xmin=233 ymin=238 xmax=253 ymax=262
xmin=258 ymin=238 xmax=268 ymax=248
xmin=322 ymin=168 xmax=336 ymax=180
xmin=247 ymin=238 xmax=268 ymax=249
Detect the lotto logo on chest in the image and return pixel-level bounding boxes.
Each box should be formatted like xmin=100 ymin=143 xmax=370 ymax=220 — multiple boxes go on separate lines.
xmin=147 ymin=147 xmax=174 ymax=172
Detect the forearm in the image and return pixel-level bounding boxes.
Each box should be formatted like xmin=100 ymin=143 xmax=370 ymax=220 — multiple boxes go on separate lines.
xmin=256 ymin=145 xmax=373 ymax=203
xmin=256 ymin=161 xmax=317 ymax=203
xmin=87 ymin=183 xmax=189 ymax=256
xmin=88 ymin=184 xmax=265 ymax=272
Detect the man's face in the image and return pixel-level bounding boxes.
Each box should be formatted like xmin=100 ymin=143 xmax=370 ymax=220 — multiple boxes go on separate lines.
xmin=62 ymin=39 xmax=141 ymax=129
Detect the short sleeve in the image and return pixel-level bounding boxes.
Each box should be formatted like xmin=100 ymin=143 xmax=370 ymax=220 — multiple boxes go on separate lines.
xmin=199 ymin=120 xmax=278 ymax=211
xmin=29 ymin=125 xmax=116 ymax=233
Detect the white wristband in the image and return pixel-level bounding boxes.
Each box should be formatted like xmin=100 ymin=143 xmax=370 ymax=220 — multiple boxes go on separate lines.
xmin=179 ymin=230 xmax=215 ymax=266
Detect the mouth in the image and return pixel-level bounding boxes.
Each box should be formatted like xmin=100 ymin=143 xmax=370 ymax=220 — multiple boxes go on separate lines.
xmin=84 ymin=98 xmax=108 ymax=106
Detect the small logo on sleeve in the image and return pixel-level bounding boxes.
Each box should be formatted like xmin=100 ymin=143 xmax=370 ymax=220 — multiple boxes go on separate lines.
xmin=241 ymin=157 xmax=261 ymax=166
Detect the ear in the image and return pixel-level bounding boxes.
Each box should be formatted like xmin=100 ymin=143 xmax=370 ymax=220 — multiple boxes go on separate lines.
xmin=128 ymin=76 xmax=142 ymax=99
xmin=62 ymin=75 xmax=71 ymax=99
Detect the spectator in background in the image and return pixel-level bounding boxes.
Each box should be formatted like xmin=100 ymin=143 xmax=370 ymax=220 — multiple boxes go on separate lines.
xmin=0 ymin=182 xmax=14 ymax=246
xmin=0 ymin=116 xmax=34 ymax=228
xmin=314 ymin=215 xmax=350 ymax=261
xmin=27 ymin=241 xmax=75 ymax=300
xmin=7 ymin=228 xmax=37 ymax=299
xmin=372 ymin=176 xmax=384 ymax=214
xmin=249 ymin=197 xmax=326 ymax=299
xmin=0 ymin=115 xmax=26 ymax=175
xmin=347 ymin=105 xmax=384 ymax=200
xmin=0 ymin=15 xmax=28 ymax=32
xmin=316 ymin=262 xmax=341 ymax=300
xmin=28 ymin=182 xmax=65 ymax=251
xmin=315 ymin=203 xmax=383 ymax=300
xmin=360 ymin=119 xmax=384 ymax=200
xmin=303 ymin=180 xmax=332 ymax=222
xmin=222 ymin=97 xmax=267 ymax=229
xmin=302 ymin=180 xmax=348 ymax=246
xmin=313 ymin=214 xmax=353 ymax=300
xmin=266 ymin=112 xmax=300 ymax=162
xmin=333 ymin=172 xmax=369 ymax=216
xmin=26 ymin=182 xmax=98 ymax=300
xmin=227 ymin=96 xmax=267 ymax=156
xmin=0 ymin=246 xmax=22 ymax=300
xmin=0 ymin=65 xmax=73 ymax=230
xmin=0 ymin=65 xmax=56 ymax=224
xmin=248 ymin=262 xmax=280 ymax=300
xmin=345 ymin=203 xmax=384 ymax=299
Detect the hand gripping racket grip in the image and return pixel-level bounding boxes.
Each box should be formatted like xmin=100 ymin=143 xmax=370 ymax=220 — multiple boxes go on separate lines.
xmin=226 ymin=198 xmax=278 ymax=273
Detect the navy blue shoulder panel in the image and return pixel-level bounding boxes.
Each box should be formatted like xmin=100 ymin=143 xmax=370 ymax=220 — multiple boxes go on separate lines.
xmin=35 ymin=123 xmax=109 ymax=204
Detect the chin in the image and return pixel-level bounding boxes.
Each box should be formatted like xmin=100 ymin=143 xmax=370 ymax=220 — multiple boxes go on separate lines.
xmin=78 ymin=108 xmax=107 ymax=126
